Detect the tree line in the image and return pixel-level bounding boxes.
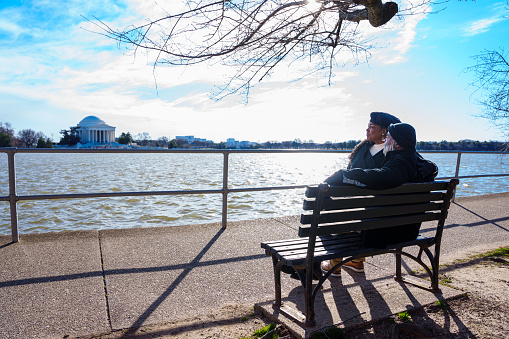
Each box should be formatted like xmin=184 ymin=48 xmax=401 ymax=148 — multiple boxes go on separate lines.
xmin=0 ymin=122 xmax=53 ymax=148
xmin=123 ymin=136 xmax=508 ymax=152
xmin=258 ymin=139 xmax=507 ymax=152
xmin=1 ymin=122 xmax=507 ymax=151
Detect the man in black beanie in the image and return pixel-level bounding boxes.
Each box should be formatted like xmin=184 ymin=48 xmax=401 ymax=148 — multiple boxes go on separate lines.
xmin=321 ymin=123 xmax=437 ymax=276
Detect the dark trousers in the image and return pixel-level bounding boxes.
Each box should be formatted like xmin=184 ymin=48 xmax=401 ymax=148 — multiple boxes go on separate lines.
xmin=362 ymin=224 xmax=421 ymax=248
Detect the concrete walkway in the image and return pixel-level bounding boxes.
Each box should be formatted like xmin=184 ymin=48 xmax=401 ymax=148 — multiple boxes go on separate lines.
xmin=1 ymin=192 xmax=508 ymax=338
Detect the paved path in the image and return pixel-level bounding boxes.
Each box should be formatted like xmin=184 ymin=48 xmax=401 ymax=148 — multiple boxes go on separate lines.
xmin=1 ymin=192 xmax=508 ymax=338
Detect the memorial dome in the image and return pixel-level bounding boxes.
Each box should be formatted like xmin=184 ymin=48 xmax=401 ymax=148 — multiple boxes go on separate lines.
xmin=78 ymin=116 xmax=106 ymax=127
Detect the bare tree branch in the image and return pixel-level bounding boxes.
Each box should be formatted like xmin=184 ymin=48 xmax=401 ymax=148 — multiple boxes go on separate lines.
xmin=87 ymin=0 xmax=434 ymax=99
xmin=465 ymin=48 xmax=509 ymax=137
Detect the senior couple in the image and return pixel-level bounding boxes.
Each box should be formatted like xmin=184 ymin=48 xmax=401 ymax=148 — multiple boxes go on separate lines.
xmin=288 ymin=112 xmax=438 ymax=280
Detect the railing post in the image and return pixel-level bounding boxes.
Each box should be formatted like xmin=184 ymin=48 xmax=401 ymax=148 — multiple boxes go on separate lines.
xmin=454 ymin=152 xmax=462 ymax=178
xmin=7 ymin=148 xmax=19 ymax=242
xmin=221 ymin=151 xmax=229 ymax=228
xmin=452 ymin=152 xmax=462 ymax=202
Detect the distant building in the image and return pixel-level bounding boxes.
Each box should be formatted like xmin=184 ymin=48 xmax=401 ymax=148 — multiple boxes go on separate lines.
xmin=176 ymin=135 xmax=195 ymax=143
xmin=74 ymin=116 xmax=116 ymax=144
xmin=225 ymin=138 xmax=253 ymax=148
xmin=176 ymin=135 xmax=213 ymax=144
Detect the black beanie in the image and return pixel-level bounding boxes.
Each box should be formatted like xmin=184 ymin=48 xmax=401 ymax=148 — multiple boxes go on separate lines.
xmin=388 ymin=123 xmax=416 ymax=149
xmin=370 ymin=112 xmax=401 ymax=128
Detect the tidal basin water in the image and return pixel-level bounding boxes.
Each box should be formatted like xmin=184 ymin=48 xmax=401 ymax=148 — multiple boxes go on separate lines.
xmin=1 ymin=152 xmax=508 ymax=235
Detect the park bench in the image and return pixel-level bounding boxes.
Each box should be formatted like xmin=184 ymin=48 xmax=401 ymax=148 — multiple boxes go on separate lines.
xmin=261 ymin=179 xmax=459 ymax=327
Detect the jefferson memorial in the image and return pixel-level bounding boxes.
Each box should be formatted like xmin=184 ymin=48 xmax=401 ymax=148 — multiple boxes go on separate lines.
xmin=74 ymin=116 xmax=116 ymax=144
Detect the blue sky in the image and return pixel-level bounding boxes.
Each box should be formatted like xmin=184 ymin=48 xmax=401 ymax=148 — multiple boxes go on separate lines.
xmin=0 ymin=0 xmax=508 ymax=143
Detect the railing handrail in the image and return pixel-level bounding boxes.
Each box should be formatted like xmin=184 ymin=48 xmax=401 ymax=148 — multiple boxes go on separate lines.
xmin=2 ymin=147 xmax=509 ymax=154
xmin=2 ymin=147 xmax=509 ymax=243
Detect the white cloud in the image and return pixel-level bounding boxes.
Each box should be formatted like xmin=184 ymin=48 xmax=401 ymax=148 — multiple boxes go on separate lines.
xmin=376 ymin=7 xmax=429 ymax=65
xmin=463 ymin=16 xmax=506 ymax=36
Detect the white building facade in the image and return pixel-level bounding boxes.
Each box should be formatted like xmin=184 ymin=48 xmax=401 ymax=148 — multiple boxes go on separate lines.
xmin=75 ymin=116 xmax=116 ymax=144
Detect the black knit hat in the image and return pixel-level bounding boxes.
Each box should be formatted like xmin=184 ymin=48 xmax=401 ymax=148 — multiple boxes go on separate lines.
xmin=388 ymin=123 xmax=416 ymax=149
xmin=370 ymin=112 xmax=401 ymax=128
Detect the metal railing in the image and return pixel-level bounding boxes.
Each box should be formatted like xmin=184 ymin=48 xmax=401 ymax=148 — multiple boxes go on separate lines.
xmin=2 ymin=147 xmax=509 ymax=243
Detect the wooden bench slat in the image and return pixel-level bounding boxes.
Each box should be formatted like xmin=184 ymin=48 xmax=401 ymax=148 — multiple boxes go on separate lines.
xmin=302 ymin=192 xmax=445 ymax=210
xmin=277 ymin=236 xmax=434 ymax=266
xmin=299 ymin=212 xmax=440 ymax=237
xmin=305 ymin=181 xmax=449 ymax=198
xmin=300 ymin=202 xmax=443 ymax=225
xmin=262 ymin=233 xmax=360 ymax=255
xmin=271 ymin=236 xmax=362 ymax=255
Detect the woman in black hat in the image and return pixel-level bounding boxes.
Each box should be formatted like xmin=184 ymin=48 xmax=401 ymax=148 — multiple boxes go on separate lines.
xmin=348 ymin=112 xmax=401 ymax=170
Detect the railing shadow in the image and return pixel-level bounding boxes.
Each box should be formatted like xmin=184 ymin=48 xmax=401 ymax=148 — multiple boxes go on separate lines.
xmin=0 ymin=241 xmax=15 ymax=250
xmin=419 ymin=202 xmax=509 ymax=234
xmin=0 ymin=229 xmax=267 ymax=337
xmin=119 ymin=228 xmax=226 ymax=336
xmin=453 ymin=202 xmax=509 ymax=232
xmin=0 ymin=249 xmax=266 ymax=289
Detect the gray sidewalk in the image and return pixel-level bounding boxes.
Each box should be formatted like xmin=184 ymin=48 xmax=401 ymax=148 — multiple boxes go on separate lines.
xmin=1 ymin=193 xmax=508 ymax=339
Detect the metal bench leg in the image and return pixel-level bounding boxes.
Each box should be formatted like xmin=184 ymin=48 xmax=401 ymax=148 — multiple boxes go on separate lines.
xmin=272 ymin=256 xmax=283 ymax=306
xmin=427 ymin=249 xmax=440 ymax=291
xmin=304 ymin=267 xmax=316 ymax=327
xmin=394 ymin=250 xmax=403 ymax=281
xmin=421 ymin=247 xmax=441 ymax=292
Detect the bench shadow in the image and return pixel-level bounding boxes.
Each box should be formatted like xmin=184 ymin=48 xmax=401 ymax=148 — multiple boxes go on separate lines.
xmin=283 ymin=270 xmax=395 ymax=331
xmin=347 ymin=270 xmax=393 ymax=322
xmin=396 ymin=281 xmax=475 ymax=337
xmin=119 ymin=229 xmax=225 ymax=336
xmin=282 ymin=263 xmax=472 ymax=337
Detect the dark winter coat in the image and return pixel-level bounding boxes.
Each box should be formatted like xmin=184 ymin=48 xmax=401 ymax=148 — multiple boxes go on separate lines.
xmin=325 ymin=148 xmax=438 ymax=248
xmin=347 ymin=140 xmax=385 ymax=170
xmin=326 ymin=148 xmax=431 ymax=188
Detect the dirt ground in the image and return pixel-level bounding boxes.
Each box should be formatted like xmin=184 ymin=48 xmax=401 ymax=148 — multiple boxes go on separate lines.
xmin=82 ymin=250 xmax=508 ymax=339
xmin=343 ymin=255 xmax=509 ymax=339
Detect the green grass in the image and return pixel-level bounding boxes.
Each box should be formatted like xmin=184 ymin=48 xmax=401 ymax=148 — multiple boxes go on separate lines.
xmin=397 ymin=311 xmax=411 ymax=321
xmin=478 ymin=246 xmax=509 ymax=259
xmin=437 ymin=274 xmax=453 ymax=287
xmin=452 ymin=246 xmax=509 ymax=265
xmin=441 ymin=276 xmax=452 ymax=284
xmin=415 ymin=247 xmax=509 ymax=276
xmin=435 ymin=300 xmax=447 ymax=308
xmin=240 ymin=323 xmax=276 ymax=339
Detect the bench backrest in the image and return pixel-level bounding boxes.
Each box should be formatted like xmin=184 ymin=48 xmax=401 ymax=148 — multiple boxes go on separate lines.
xmin=299 ymin=179 xmax=459 ymax=243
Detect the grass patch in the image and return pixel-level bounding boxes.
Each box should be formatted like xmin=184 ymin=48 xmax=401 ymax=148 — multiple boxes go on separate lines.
xmin=435 ymin=300 xmax=448 ymax=308
xmin=239 ymin=323 xmax=277 ymax=339
xmin=397 ymin=311 xmax=411 ymax=322
xmin=441 ymin=275 xmax=452 ymax=284
xmin=437 ymin=274 xmax=453 ymax=287
xmin=414 ymin=247 xmax=509 ymax=277
xmin=241 ymin=311 xmax=257 ymax=322
xmin=451 ymin=246 xmax=509 ymax=266
xmin=476 ymin=246 xmax=509 ymax=259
